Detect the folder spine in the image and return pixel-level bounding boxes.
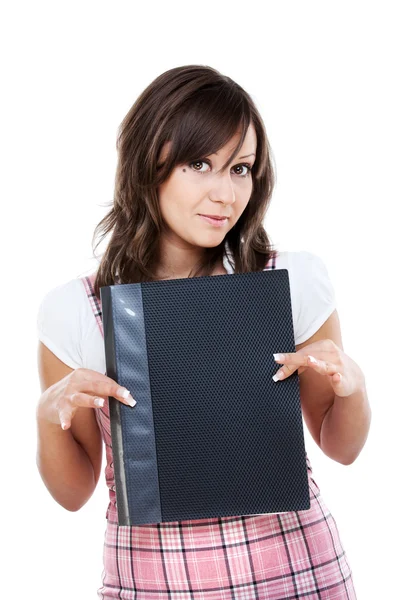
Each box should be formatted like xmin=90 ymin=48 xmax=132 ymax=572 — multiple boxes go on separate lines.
xmin=100 ymin=285 xmax=131 ymax=525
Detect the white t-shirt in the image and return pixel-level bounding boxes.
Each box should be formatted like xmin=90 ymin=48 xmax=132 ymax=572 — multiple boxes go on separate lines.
xmin=36 ymin=249 xmax=336 ymax=373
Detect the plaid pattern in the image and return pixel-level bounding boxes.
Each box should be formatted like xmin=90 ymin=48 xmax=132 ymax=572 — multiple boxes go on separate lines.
xmin=80 ymin=257 xmax=357 ymax=599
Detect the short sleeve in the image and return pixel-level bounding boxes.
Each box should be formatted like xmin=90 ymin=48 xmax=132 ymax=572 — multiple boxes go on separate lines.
xmin=36 ymin=278 xmax=86 ymax=369
xmin=288 ymin=251 xmax=336 ymax=345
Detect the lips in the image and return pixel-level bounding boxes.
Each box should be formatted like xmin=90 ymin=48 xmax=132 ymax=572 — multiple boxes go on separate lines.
xmin=198 ymin=214 xmax=228 ymax=228
xmin=199 ymin=214 xmax=229 ymax=220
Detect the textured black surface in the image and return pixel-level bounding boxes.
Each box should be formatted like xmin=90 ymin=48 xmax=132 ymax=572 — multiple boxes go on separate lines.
xmin=102 ymin=269 xmax=310 ymax=525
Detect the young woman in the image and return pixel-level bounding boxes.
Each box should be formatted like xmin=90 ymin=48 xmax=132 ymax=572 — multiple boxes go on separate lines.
xmin=36 ymin=64 xmax=370 ymax=599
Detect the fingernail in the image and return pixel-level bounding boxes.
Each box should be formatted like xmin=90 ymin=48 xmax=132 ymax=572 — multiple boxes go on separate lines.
xmin=308 ymin=355 xmax=318 ymax=364
xmin=126 ymin=395 xmax=136 ymax=407
xmin=118 ymin=387 xmax=136 ymax=406
xmin=273 ymin=354 xmax=284 ymax=361
xmin=272 ymin=371 xmax=284 ymax=382
xmin=94 ymin=397 xmax=104 ymax=407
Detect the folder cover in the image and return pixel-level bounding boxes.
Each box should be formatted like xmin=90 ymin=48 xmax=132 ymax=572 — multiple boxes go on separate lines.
xmin=100 ymin=269 xmax=310 ymax=526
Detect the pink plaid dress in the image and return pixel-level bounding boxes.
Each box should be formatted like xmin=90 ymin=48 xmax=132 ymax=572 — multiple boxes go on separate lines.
xmin=81 ymin=258 xmax=357 ymax=600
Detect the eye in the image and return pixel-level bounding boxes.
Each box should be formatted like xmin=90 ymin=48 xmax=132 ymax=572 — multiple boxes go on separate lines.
xmin=190 ymin=160 xmax=209 ymax=174
xmin=189 ymin=160 xmax=253 ymax=178
xmin=232 ymin=163 xmax=252 ymax=177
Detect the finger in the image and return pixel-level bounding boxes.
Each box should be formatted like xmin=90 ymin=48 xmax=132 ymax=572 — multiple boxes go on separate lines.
xmin=72 ymin=367 xmax=132 ymax=400
xmin=59 ymin=407 xmax=73 ymax=430
xmin=75 ymin=367 xmax=124 ymax=387
xmin=272 ymin=357 xmax=340 ymax=382
xmin=74 ymin=378 xmax=136 ymax=406
xmin=76 ymin=391 xmax=136 ymax=408
xmin=329 ymin=371 xmax=352 ymax=396
xmin=59 ymin=394 xmax=98 ymax=430
xmin=306 ymin=356 xmax=339 ymax=376
xmin=273 ymin=350 xmax=338 ymax=365
xmin=332 ymin=372 xmax=342 ymax=382
xmin=69 ymin=392 xmax=105 ymax=408
xmin=272 ymin=363 xmax=297 ymax=381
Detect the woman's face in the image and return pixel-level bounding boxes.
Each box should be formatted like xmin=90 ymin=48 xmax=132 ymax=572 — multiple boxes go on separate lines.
xmin=157 ymin=123 xmax=257 ymax=252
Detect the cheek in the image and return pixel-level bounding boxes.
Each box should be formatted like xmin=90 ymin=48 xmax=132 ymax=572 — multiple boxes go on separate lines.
xmin=236 ymin=194 xmax=251 ymax=215
xmin=158 ymin=172 xmax=184 ymax=205
xmin=158 ymin=177 xmax=194 ymax=222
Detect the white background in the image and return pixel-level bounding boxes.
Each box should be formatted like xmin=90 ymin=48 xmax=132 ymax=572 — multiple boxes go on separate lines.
xmin=1 ymin=1 xmax=399 ymax=598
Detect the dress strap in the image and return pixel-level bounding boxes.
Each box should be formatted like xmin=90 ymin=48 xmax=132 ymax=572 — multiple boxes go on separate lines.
xmin=264 ymin=252 xmax=277 ymax=270
xmin=80 ymin=273 xmax=104 ymax=338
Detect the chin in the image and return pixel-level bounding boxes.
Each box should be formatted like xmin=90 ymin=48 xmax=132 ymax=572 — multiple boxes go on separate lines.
xmin=193 ymin=236 xmax=226 ymax=249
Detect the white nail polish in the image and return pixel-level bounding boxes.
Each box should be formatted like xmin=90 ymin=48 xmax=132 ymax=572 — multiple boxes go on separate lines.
xmin=308 ymin=355 xmax=318 ymax=365
xmin=272 ymin=371 xmax=284 ymax=382
xmin=126 ymin=396 xmax=136 ymax=407
xmin=273 ymin=353 xmax=284 ymax=361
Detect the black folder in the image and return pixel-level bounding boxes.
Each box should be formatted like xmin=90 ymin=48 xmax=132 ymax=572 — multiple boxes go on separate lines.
xmin=100 ymin=269 xmax=310 ymax=526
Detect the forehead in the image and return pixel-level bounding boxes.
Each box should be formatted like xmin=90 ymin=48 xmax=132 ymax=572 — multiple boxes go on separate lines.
xmin=213 ymin=123 xmax=257 ymax=157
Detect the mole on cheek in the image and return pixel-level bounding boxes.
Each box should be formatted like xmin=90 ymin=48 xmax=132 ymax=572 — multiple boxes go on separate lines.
xmin=182 ymin=168 xmax=186 ymax=173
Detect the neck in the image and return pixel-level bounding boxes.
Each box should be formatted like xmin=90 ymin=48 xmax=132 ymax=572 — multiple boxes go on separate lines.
xmin=155 ymin=259 xmax=227 ymax=280
xmin=155 ymin=237 xmax=227 ymax=280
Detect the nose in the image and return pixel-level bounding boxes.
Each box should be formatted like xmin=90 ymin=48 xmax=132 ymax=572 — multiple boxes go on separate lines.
xmin=208 ymin=170 xmax=236 ymax=205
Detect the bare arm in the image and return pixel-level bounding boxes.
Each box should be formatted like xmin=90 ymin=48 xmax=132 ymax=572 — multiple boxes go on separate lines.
xmin=295 ymin=309 xmax=371 ymax=465
xmin=36 ymin=341 xmax=135 ymax=511
xmin=36 ymin=407 xmax=100 ymax=512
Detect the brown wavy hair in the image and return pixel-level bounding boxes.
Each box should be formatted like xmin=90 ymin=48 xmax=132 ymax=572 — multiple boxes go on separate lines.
xmin=91 ymin=64 xmax=277 ymax=299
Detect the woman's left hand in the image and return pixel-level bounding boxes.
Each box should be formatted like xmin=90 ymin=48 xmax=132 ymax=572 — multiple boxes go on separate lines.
xmin=272 ymin=339 xmax=366 ymax=398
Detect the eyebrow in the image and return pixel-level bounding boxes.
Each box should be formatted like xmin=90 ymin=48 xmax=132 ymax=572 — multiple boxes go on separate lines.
xmin=214 ymin=152 xmax=256 ymax=159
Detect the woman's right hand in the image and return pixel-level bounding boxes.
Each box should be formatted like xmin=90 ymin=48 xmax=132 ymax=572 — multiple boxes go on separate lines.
xmin=36 ymin=368 xmax=136 ymax=430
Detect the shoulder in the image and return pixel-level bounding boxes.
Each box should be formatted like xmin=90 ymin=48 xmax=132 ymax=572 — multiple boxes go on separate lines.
xmin=275 ymin=249 xmax=334 ymax=290
xmin=38 ymin=277 xmax=87 ymax=305
xmin=36 ymin=276 xmax=92 ymax=369
xmin=37 ymin=277 xmax=89 ymax=325
xmin=274 ymin=249 xmax=329 ymax=272
xmin=275 ymin=250 xmax=336 ymax=346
